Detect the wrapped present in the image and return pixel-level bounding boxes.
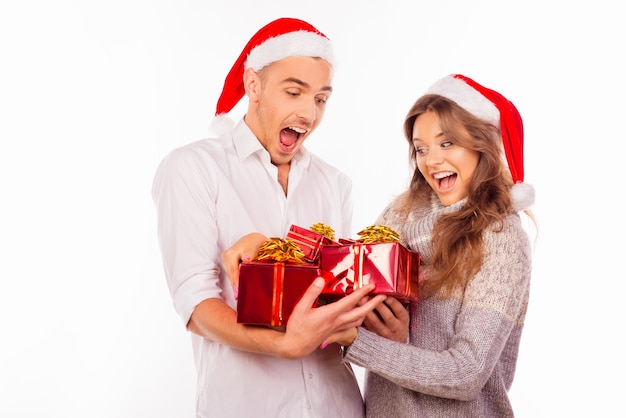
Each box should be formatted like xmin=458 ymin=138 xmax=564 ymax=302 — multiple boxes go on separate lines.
xmin=319 ymin=225 xmax=420 ymax=302
xmin=236 ymin=238 xmax=320 ymax=327
xmin=286 ymin=223 xmax=336 ymax=262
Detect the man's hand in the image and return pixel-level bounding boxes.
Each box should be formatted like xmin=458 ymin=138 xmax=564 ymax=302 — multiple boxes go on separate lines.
xmin=278 ymin=278 xmax=387 ymax=359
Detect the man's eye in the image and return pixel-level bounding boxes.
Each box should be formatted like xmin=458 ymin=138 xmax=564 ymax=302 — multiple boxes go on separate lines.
xmin=316 ymin=97 xmax=327 ymax=104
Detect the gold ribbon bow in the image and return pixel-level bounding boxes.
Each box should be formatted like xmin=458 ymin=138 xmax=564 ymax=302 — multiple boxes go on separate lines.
xmin=254 ymin=238 xmax=306 ymax=264
xmin=309 ymin=222 xmax=336 ymax=241
xmin=356 ymin=225 xmax=400 ymax=244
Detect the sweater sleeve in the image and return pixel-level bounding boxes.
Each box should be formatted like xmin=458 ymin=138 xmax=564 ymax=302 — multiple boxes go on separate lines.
xmin=344 ymin=215 xmax=532 ymax=401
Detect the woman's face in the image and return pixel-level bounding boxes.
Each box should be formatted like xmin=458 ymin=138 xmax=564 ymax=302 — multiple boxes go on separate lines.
xmin=412 ymin=110 xmax=480 ymax=206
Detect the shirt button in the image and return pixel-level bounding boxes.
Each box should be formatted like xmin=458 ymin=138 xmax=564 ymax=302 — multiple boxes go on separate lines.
xmin=305 ymin=402 xmax=311 ymax=409
xmin=308 ymin=373 xmax=314 ymax=379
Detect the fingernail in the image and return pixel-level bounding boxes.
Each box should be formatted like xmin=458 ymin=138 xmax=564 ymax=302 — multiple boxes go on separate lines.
xmin=233 ymin=284 xmax=239 ymax=300
xmin=321 ymin=341 xmax=328 ymax=349
xmin=314 ymin=278 xmax=324 ymax=287
xmin=243 ymin=255 xmax=251 ymax=262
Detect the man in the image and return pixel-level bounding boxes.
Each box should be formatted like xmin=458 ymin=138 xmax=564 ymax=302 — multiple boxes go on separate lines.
xmin=152 ymin=18 xmax=385 ymax=417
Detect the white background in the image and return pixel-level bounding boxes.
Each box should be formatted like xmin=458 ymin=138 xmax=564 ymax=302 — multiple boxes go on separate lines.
xmin=1 ymin=1 xmax=624 ymax=417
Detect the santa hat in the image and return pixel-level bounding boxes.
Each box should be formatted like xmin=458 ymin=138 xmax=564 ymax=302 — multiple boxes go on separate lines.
xmin=426 ymin=74 xmax=535 ymax=211
xmin=214 ymin=17 xmax=335 ymax=118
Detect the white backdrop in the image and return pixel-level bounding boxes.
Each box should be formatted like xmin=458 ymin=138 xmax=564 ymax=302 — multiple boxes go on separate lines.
xmin=1 ymin=1 xmax=624 ymax=417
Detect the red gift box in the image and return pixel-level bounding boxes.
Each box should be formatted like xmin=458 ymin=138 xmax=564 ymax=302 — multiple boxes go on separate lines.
xmin=286 ymin=224 xmax=336 ymax=262
xmin=319 ymin=240 xmax=420 ymax=302
xmin=236 ymin=262 xmax=320 ymax=327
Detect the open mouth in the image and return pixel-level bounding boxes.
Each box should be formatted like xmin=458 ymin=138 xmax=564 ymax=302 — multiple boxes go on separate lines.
xmin=433 ymin=171 xmax=457 ymax=193
xmin=279 ymin=126 xmax=307 ymax=151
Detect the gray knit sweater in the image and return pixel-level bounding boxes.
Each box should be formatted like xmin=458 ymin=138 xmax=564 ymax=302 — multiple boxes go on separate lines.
xmin=344 ymin=197 xmax=532 ymax=418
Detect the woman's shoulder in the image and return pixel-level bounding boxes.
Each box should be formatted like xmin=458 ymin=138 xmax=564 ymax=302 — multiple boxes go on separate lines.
xmin=484 ymin=212 xmax=532 ymax=256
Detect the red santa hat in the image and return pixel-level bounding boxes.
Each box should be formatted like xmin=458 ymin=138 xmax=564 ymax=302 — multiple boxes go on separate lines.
xmin=214 ymin=17 xmax=335 ymax=117
xmin=426 ymin=74 xmax=535 ymax=211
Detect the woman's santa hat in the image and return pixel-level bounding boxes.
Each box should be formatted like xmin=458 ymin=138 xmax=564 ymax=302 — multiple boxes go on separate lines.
xmin=215 ymin=17 xmax=335 ymax=117
xmin=426 ymin=74 xmax=535 ymax=211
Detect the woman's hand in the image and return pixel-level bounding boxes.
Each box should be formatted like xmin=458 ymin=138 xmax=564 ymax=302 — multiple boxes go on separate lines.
xmin=362 ymin=297 xmax=409 ymax=343
xmin=221 ymin=232 xmax=268 ymax=295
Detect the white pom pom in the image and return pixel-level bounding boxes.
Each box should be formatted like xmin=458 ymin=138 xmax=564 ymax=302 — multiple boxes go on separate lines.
xmin=511 ymin=183 xmax=535 ymax=211
xmin=209 ymin=114 xmax=236 ymax=136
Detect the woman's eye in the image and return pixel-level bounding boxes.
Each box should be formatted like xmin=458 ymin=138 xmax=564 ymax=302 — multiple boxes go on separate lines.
xmin=441 ymin=141 xmax=453 ymax=148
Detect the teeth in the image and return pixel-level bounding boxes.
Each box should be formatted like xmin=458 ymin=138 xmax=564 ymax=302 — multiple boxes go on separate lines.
xmin=433 ymin=171 xmax=454 ymax=179
xmin=289 ymin=126 xmax=307 ymax=134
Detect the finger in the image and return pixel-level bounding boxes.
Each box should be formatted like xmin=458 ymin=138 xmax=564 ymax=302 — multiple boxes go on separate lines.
xmin=359 ymin=295 xmax=388 ymax=316
xmin=231 ymin=263 xmax=241 ymax=288
xmin=339 ymin=295 xmax=387 ymax=326
xmin=373 ymin=300 xmax=396 ymax=323
xmin=385 ymin=297 xmax=410 ymax=322
xmin=323 ymin=327 xmax=357 ymax=347
xmin=243 ymin=232 xmax=270 ymax=261
xmin=292 ymin=277 xmax=325 ymax=313
xmin=333 ymin=284 xmax=376 ymax=309
xmin=322 ymin=286 xmax=381 ymax=322
xmin=221 ymin=249 xmax=240 ymax=286
xmin=363 ymin=307 xmax=384 ymax=329
xmin=357 ymin=294 xmax=371 ymax=307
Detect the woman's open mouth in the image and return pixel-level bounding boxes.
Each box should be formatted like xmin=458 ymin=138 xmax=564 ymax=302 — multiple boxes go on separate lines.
xmin=433 ymin=171 xmax=457 ymax=193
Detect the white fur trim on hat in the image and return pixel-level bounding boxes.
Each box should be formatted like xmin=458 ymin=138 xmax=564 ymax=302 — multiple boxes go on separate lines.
xmin=245 ymin=30 xmax=335 ymax=71
xmin=426 ymin=76 xmax=500 ymax=124
xmin=208 ymin=114 xmax=236 ymax=136
xmin=511 ymin=182 xmax=535 ymax=211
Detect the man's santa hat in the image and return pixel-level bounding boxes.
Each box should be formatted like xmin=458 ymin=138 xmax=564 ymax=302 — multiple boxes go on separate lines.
xmin=426 ymin=74 xmax=535 ymax=211
xmin=214 ymin=17 xmax=335 ymax=117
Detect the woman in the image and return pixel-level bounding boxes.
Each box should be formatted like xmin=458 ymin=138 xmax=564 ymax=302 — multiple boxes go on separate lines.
xmin=331 ymin=74 xmax=536 ymax=417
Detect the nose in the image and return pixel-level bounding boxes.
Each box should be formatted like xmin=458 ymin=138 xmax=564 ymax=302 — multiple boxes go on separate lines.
xmin=425 ymin=147 xmax=443 ymax=166
xmin=295 ymin=98 xmax=317 ymax=124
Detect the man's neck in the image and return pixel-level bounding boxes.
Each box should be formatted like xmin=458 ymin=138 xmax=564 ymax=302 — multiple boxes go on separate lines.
xmin=276 ymin=163 xmax=289 ymax=196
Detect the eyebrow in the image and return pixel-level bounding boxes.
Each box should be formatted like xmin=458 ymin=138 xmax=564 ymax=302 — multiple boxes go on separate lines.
xmin=413 ymin=131 xmax=445 ymax=143
xmin=282 ymin=77 xmax=333 ymax=93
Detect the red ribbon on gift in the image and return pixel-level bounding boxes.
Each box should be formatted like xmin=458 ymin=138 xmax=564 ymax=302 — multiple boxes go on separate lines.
xmin=286 ymin=229 xmax=318 ymax=251
xmin=272 ymin=263 xmax=285 ymax=326
xmin=353 ymin=243 xmax=364 ymax=288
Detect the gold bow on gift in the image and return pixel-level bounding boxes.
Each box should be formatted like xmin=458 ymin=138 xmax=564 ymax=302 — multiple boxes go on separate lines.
xmin=254 ymin=238 xmax=306 ymax=264
xmin=309 ymin=222 xmax=336 ymax=241
xmin=356 ymin=225 xmax=400 ymax=244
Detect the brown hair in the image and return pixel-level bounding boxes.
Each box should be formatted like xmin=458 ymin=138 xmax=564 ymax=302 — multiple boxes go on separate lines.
xmin=402 ymin=95 xmax=514 ymax=298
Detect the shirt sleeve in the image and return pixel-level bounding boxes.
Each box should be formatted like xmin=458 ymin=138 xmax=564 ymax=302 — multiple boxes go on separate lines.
xmin=151 ymin=145 xmax=224 ymax=326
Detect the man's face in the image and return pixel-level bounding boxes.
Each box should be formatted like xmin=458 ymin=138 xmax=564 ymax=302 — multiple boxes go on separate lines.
xmin=246 ymin=56 xmax=333 ymax=166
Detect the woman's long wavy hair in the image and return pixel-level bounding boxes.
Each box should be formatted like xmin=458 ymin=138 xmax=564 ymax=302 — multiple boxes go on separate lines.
xmin=403 ymin=95 xmax=514 ymax=299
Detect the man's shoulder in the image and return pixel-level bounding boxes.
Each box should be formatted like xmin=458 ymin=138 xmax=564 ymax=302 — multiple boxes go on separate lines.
xmin=156 ymin=137 xmax=230 ymax=177
xmin=308 ymin=152 xmax=349 ymax=176
xmin=168 ymin=136 xmax=227 ymax=158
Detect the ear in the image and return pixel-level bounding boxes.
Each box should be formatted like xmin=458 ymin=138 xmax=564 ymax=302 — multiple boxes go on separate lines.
xmin=243 ymin=68 xmax=260 ymax=102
